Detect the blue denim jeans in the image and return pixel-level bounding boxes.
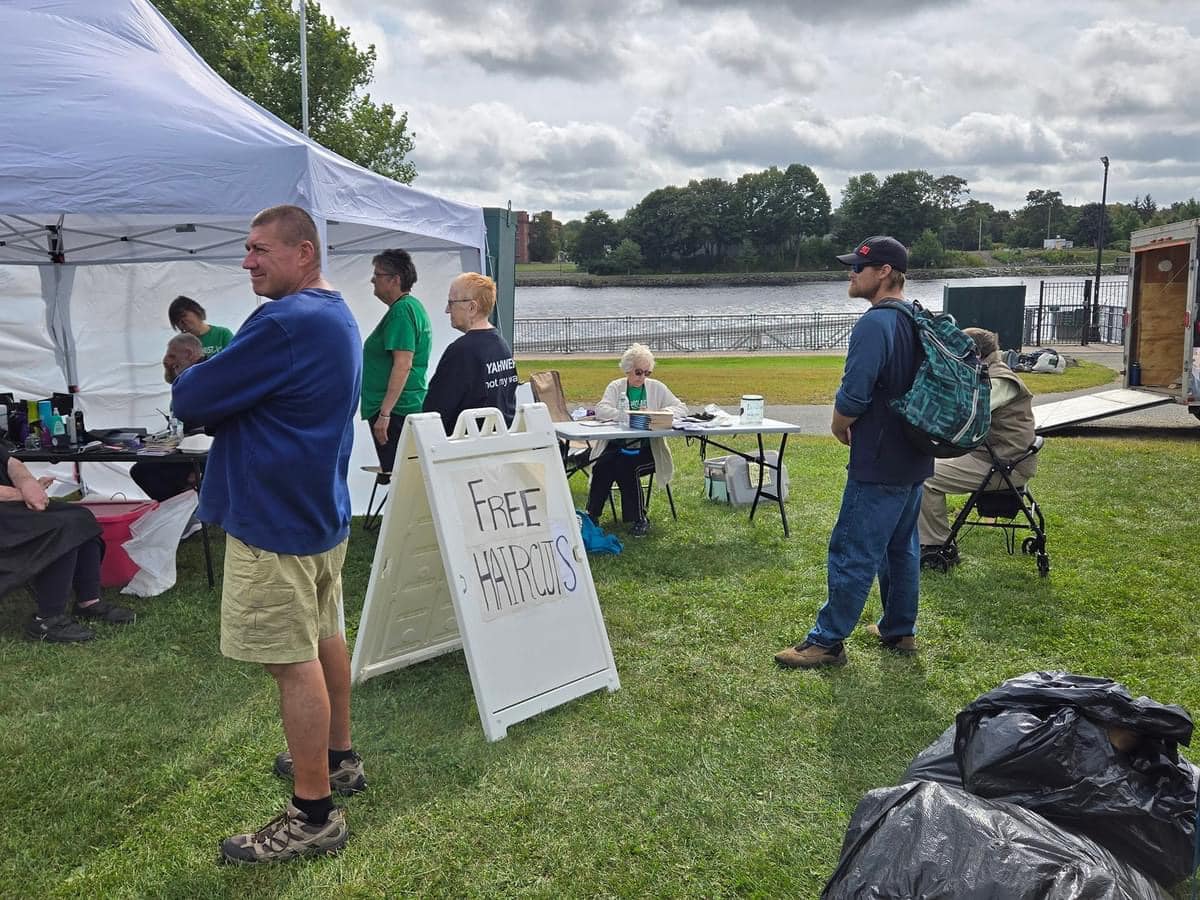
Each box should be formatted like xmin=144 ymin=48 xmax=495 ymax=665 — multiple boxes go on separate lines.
xmin=806 ymin=478 xmax=924 ymax=647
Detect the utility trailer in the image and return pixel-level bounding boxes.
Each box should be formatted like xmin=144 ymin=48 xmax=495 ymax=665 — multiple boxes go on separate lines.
xmin=1034 ymin=218 xmax=1199 ymax=433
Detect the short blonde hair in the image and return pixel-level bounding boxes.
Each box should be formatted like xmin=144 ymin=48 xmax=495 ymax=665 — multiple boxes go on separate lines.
xmin=619 ymin=343 xmax=654 ymax=374
xmin=452 ymin=272 xmax=497 ymax=318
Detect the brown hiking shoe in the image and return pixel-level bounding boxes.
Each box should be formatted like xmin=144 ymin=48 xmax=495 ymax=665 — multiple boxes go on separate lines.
xmin=219 ymin=803 xmax=348 ymax=864
xmin=274 ymin=750 xmax=367 ymax=796
xmin=774 ymin=640 xmax=847 ymax=669
xmin=865 ymin=623 xmax=918 ymax=654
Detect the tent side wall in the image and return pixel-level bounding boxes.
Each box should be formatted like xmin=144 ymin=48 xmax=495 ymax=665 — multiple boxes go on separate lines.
xmin=1 ymin=249 xmax=472 ymax=513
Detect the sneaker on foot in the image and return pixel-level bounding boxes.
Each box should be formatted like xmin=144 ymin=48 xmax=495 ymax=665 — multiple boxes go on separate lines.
xmin=774 ymin=640 xmax=847 ymax=669
xmin=24 ymin=614 xmax=95 ymax=643
xmin=219 ymin=803 xmax=348 ymax=864
xmin=274 ymin=751 xmax=367 ymax=796
xmin=74 ymin=599 xmax=136 ymax=625
xmin=630 ymin=518 xmax=650 ymax=537
xmin=865 ymin=622 xmax=918 ymax=654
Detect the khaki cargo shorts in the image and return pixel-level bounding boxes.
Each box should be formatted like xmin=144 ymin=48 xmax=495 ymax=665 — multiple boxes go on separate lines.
xmin=220 ymin=534 xmax=348 ymax=664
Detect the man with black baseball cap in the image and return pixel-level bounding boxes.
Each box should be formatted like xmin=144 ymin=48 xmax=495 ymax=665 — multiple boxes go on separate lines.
xmin=835 ymin=235 xmax=909 ymax=272
xmin=775 ymin=235 xmax=932 ymax=669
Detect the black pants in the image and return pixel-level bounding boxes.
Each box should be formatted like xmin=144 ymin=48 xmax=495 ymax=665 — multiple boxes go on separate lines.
xmin=130 ymin=460 xmax=197 ymax=502
xmin=368 ymin=412 xmax=407 ymax=475
xmin=31 ymin=536 xmax=103 ymax=618
xmin=587 ymin=445 xmax=654 ymax=523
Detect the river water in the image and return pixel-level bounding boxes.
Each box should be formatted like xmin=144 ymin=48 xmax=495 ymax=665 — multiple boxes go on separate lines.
xmin=514 ymin=275 xmax=1127 ymax=318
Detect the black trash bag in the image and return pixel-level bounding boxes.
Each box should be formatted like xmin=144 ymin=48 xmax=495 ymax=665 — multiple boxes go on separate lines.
xmin=901 ymin=723 xmax=962 ymax=788
xmin=822 ymin=781 xmax=1171 ymax=900
xmin=954 ymin=671 xmax=1198 ymax=887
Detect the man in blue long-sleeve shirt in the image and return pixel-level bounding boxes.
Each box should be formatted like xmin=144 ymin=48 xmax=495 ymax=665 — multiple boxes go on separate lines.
xmin=776 ymin=236 xmax=932 ymax=669
xmin=173 ymin=205 xmax=364 ymax=862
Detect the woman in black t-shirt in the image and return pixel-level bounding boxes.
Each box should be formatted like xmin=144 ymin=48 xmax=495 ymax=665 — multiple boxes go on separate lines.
xmin=0 ymin=448 xmax=135 ymax=642
xmin=423 ymin=273 xmax=518 ymax=435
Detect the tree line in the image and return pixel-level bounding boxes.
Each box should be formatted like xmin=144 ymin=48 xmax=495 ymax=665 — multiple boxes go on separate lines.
xmin=527 ymin=168 xmax=1200 ymax=274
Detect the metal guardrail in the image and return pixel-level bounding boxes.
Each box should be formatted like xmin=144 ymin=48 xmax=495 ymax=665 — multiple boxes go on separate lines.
xmin=515 ymin=280 xmax=1128 ymax=354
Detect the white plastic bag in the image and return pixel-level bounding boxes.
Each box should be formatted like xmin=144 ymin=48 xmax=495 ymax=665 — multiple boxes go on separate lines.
xmin=1031 ymin=350 xmax=1066 ymax=374
xmin=120 ymin=490 xmax=199 ymax=597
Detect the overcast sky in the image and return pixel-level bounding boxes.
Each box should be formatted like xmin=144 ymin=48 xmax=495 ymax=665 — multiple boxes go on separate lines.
xmin=319 ymin=0 xmax=1199 ymax=222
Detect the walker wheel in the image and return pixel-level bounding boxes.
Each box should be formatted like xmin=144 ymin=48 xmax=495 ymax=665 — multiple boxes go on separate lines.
xmin=1037 ymin=553 xmax=1050 ymax=576
xmin=921 ymin=553 xmax=950 ymax=573
xmin=1021 ymin=537 xmax=1038 ymax=555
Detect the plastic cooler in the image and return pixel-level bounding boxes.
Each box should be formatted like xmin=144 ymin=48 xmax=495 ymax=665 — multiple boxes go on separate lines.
xmin=78 ymin=499 xmax=158 ymax=587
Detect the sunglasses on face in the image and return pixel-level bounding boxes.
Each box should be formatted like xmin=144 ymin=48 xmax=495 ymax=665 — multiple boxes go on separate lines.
xmin=850 ymin=262 xmax=884 ymax=274
xmin=633 ymin=368 xmax=653 ymax=377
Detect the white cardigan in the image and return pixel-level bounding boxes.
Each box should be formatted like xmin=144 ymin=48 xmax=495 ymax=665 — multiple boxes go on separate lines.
xmin=591 ymin=377 xmax=688 ymax=483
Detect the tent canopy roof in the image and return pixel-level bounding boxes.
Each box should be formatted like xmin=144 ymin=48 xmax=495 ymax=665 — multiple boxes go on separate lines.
xmin=0 ymin=0 xmax=483 ymax=263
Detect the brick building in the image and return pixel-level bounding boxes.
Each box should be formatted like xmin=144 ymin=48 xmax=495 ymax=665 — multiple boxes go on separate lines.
xmin=515 ymin=210 xmax=530 ymax=264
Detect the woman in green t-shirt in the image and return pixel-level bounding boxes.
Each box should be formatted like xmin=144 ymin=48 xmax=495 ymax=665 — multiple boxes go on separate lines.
xmin=585 ymin=343 xmax=687 ymax=537
xmin=362 ymin=249 xmax=432 ymax=473
xmin=168 ymin=295 xmax=233 ymax=358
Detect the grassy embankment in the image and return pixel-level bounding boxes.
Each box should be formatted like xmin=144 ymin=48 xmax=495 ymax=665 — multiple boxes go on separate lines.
xmin=517 ymin=356 xmax=1118 ymax=406
xmin=2 ymin=423 xmax=1196 ymax=897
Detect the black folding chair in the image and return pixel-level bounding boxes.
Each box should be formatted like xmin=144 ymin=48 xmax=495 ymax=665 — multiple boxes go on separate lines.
xmin=922 ymin=438 xmax=1049 ymax=576
xmin=361 ymin=465 xmax=390 ymax=532
xmin=608 ymin=462 xmax=676 ymax=523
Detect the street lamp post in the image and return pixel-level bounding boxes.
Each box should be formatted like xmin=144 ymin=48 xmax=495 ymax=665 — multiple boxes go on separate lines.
xmin=1085 ymin=156 xmax=1110 ymax=346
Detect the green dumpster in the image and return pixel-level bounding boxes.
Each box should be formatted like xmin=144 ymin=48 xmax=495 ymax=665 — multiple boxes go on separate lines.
xmin=942 ymin=284 xmax=1026 ymax=351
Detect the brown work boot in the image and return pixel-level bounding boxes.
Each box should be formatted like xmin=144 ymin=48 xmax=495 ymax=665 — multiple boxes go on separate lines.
xmin=865 ymin=622 xmax=918 ymax=654
xmin=219 ymin=803 xmax=348 ymax=864
xmin=774 ymin=640 xmax=847 ymax=669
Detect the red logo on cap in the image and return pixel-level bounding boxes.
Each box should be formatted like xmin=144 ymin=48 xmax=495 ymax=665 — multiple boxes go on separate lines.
xmin=859 ymin=244 xmax=870 ymax=255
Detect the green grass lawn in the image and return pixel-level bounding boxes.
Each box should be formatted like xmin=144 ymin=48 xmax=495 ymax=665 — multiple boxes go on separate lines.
xmin=2 ymin=431 xmax=1197 ymax=897
xmin=516 ymin=262 xmax=580 ymax=275
xmin=518 ymin=356 xmax=1117 ymax=406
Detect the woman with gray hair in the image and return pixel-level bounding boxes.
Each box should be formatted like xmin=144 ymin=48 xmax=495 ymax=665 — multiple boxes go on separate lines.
xmin=585 ymin=343 xmax=686 ymax=536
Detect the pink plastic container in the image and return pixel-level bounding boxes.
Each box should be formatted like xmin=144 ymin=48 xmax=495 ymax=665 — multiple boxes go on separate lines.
xmin=78 ymin=499 xmax=158 ymax=587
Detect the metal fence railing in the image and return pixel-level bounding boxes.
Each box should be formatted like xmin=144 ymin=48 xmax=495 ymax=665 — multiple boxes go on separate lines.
xmin=1023 ymin=303 xmax=1124 ymax=346
xmin=1023 ymin=279 xmax=1126 ymax=346
xmin=514 ymin=279 xmax=1128 ymax=354
xmin=514 ymin=313 xmax=862 ymax=355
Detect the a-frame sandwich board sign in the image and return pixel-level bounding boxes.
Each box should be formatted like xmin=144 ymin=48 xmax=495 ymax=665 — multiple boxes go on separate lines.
xmin=350 ymin=404 xmax=620 ymax=741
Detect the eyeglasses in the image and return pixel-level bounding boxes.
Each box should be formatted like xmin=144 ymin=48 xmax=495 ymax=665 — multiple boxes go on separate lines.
xmin=371 ymin=271 xmax=397 ymax=280
xmin=447 ymin=298 xmax=473 ymax=304
xmin=632 ymin=368 xmax=653 ymax=377
xmin=851 ymin=262 xmax=887 ymax=274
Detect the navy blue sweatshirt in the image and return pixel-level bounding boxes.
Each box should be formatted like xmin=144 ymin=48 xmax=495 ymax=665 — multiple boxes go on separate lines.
xmin=834 ymin=300 xmax=932 ymax=485
xmin=172 ymin=289 xmax=362 ymax=555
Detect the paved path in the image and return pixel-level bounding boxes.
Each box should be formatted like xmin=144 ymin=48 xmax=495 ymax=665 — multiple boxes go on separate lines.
xmin=766 ymin=347 xmax=1199 ymax=437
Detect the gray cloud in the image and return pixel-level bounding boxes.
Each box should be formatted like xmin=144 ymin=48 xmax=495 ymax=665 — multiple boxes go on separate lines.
xmin=672 ymin=0 xmax=963 ymax=17
xmin=319 ymin=0 xmax=1200 ymax=219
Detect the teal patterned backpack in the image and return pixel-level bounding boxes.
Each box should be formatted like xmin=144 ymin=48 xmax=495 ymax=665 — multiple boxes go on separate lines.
xmin=877 ymin=300 xmax=991 ymax=458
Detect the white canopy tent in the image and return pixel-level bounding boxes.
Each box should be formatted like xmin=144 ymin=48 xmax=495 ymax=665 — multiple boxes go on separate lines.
xmin=0 ymin=0 xmax=487 ymax=510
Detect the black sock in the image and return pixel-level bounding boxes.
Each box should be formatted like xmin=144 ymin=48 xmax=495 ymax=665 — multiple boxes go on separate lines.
xmin=329 ymin=747 xmax=356 ymax=769
xmin=292 ymin=793 xmax=333 ymax=825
